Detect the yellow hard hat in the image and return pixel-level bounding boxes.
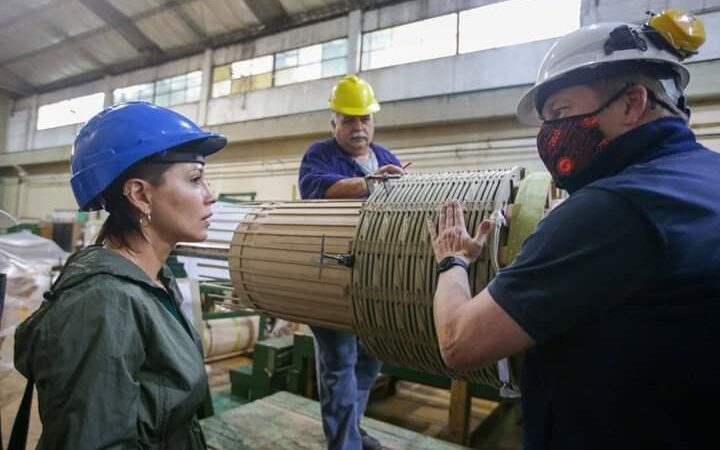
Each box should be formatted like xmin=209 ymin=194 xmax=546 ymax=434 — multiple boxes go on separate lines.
xmin=328 ymin=75 xmax=380 ymax=116
xmin=648 ymin=9 xmax=706 ymax=58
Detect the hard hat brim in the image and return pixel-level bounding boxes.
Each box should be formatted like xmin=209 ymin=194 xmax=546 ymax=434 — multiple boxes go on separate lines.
xmin=330 ymin=103 xmax=381 ymax=117
xmin=516 ymin=84 xmax=544 ymax=126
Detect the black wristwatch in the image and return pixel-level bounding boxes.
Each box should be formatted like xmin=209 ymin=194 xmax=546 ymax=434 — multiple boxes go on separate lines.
xmin=436 ymin=256 xmax=469 ymax=275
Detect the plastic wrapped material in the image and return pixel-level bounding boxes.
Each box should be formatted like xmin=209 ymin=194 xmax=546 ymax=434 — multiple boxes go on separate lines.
xmin=0 ymin=231 xmax=68 ymax=373
xmin=202 ymin=316 xmax=260 ymax=360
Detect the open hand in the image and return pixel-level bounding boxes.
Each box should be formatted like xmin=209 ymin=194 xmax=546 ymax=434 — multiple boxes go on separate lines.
xmin=426 ymin=200 xmax=493 ymax=264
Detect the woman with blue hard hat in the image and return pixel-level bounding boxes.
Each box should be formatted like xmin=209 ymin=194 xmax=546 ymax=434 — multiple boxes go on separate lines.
xmin=12 ymin=102 xmax=226 ymax=449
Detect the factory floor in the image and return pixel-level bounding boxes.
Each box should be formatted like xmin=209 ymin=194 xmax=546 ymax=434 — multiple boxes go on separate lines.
xmin=1 ymin=355 xmax=522 ymax=449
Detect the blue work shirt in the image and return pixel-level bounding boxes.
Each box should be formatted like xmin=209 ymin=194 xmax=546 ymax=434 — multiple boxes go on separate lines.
xmin=298 ymin=138 xmax=401 ymax=200
xmin=490 ymin=117 xmax=720 ymax=449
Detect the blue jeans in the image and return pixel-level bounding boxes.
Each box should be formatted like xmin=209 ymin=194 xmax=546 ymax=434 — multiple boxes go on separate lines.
xmin=311 ymin=326 xmax=383 ymax=450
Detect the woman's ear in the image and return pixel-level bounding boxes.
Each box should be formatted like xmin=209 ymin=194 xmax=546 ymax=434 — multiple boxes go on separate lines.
xmin=622 ymin=84 xmax=649 ymax=125
xmin=122 ymin=178 xmax=152 ymax=216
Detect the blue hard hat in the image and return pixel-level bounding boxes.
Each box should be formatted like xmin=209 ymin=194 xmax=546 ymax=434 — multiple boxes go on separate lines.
xmin=70 ymin=102 xmax=227 ymax=211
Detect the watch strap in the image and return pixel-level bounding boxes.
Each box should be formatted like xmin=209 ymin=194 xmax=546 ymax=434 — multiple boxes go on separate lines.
xmin=437 ymin=256 xmax=469 ymax=274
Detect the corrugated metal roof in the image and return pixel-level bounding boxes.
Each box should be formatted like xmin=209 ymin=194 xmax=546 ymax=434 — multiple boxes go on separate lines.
xmin=0 ymin=0 xmax=405 ymax=97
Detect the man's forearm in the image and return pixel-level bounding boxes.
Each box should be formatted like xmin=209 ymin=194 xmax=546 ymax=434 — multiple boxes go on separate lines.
xmin=433 ymin=266 xmax=473 ymax=361
xmin=325 ymin=177 xmax=368 ymax=198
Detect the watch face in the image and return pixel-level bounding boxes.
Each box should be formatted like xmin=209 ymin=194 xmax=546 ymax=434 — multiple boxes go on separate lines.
xmin=439 ymin=257 xmax=454 ymax=270
xmin=437 ymin=256 xmax=466 ymax=273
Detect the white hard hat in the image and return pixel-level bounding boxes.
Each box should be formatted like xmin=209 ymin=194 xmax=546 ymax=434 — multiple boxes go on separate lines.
xmin=516 ymin=22 xmax=690 ymax=125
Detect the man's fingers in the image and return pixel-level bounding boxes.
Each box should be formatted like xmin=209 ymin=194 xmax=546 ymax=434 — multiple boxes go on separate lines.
xmin=474 ymin=219 xmax=493 ymax=239
xmin=474 ymin=218 xmax=493 ymax=247
xmin=452 ymin=200 xmax=465 ymax=230
xmin=443 ymin=201 xmax=456 ymax=228
xmin=379 ymin=164 xmax=404 ymax=175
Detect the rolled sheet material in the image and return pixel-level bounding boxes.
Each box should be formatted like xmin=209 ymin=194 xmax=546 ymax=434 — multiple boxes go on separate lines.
xmin=202 ymin=315 xmax=260 ymax=359
xmin=229 ymin=169 xmax=553 ymax=387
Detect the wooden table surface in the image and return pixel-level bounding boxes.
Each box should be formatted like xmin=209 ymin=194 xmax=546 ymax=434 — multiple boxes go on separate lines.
xmin=201 ymin=391 xmax=469 ymax=450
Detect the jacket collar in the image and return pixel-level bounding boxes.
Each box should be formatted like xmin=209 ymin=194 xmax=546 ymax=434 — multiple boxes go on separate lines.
xmin=51 ymin=245 xmax=180 ymax=303
xmin=566 ymin=117 xmax=699 ymax=193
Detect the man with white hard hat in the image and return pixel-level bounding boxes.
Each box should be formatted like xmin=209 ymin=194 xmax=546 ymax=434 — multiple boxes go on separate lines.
xmin=427 ymin=10 xmax=720 ymax=449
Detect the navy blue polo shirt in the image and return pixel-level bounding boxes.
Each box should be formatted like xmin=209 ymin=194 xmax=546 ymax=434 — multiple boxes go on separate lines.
xmin=489 ymin=118 xmax=720 ymax=449
xmin=298 ymin=138 xmax=401 ymax=200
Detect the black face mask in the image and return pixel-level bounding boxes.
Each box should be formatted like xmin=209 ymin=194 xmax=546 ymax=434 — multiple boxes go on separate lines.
xmin=536 ymin=88 xmax=626 ymax=189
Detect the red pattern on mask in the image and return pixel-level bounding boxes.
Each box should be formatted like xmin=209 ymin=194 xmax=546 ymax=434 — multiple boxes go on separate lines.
xmin=556 ymin=157 xmax=575 ymax=175
xmin=537 ymin=113 xmax=608 ymax=180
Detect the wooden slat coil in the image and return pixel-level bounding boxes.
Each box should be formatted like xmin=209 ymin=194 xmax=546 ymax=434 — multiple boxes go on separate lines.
xmin=225 ymin=170 xmax=554 ymax=388
xmin=228 ymin=200 xmax=363 ymax=331
xmin=351 ymin=169 xmax=523 ymax=387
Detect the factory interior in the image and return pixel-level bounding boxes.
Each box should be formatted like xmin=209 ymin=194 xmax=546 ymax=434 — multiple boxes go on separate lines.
xmin=1 ymin=0 xmax=719 ymax=449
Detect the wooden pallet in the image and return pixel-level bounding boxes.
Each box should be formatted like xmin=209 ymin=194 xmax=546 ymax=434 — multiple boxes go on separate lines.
xmin=201 ymin=391 xmax=469 ymax=450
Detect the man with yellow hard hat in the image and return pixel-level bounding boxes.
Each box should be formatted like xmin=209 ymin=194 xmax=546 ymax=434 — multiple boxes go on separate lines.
xmin=299 ymin=75 xmax=405 ymax=450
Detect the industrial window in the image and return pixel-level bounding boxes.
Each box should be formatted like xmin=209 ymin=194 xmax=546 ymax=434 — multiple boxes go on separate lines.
xmin=36 ymin=92 xmax=105 ymax=130
xmin=274 ymin=38 xmax=348 ymax=86
xmin=154 ymin=71 xmax=202 ymax=107
xmin=361 ymin=14 xmax=457 ymax=71
xmin=113 ymin=71 xmax=202 ymax=108
xmin=211 ymin=54 xmax=273 ymax=98
xmin=112 ymin=82 xmax=154 ymax=104
xmin=459 ymin=0 xmax=581 ymax=54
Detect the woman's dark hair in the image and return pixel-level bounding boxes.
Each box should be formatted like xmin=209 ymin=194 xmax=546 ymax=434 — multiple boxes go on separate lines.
xmin=94 ymin=161 xmax=172 ymax=250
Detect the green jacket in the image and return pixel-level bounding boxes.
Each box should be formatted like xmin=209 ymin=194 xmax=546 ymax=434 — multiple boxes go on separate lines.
xmin=15 ymin=246 xmax=209 ymax=449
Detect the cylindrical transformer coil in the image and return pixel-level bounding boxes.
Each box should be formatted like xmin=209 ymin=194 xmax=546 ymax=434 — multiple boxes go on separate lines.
xmin=228 ymin=169 xmax=553 ymax=388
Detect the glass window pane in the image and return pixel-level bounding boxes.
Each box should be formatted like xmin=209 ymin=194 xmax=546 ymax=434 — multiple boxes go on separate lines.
xmin=171 ymin=75 xmax=186 ymax=91
xmin=139 ymin=85 xmax=154 ymax=101
xmin=212 ymin=80 xmax=231 ymax=98
xmin=113 ymin=82 xmax=154 ymax=105
xmin=242 ymin=74 xmax=270 ymax=92
xmin=251 ymin=55 xmax=274 ymax=75
xmin=275 ymin=49 xmax=298 ymax=69
xmin=186 ymin=86 xmax=201 ymax=102
xmin=298 ymin=44 xmax=322 ymax=65
xmin=231 ymin=60 xmax=252 ymax=78
xmin=170 ymin=90 xmax=186 ymax=105
xmin=364 ymin=29 xmax=392 ymax=52
xmin=155 ymin=93 xmax=171 ymax=107
xmin=187 ymin=71 xmax=202 ymax=88
xmin=229 ymin=55 xmax=273 ymax=81
xmin=37 ymin=93 xmax=105 ymax=130
xmin=322 ymin=58 xmax=346 ymax=78
xmin=156 ymin=78 xmax=171 ymax=94
xmin=274 ymin=68 xmax=294 ymax=86
xmin=276 ymin=63 xmax=322 ymax=85
xmin=322 ymin=38 xmax=348 ymax=60
xmin=459 ymin=0 xmax=580 ymax=53
xmin=300 ymin=63 xmax=322 ymax=82
xmin=231 ymin=78 xmax=248 ymax=94
xmin=252 ymin=72 xmax=273 ymax=90
xmin=213 ymin=65 xmax=231 ymax=82
xmin=361 ymin=13 xmax=457 ymax=71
